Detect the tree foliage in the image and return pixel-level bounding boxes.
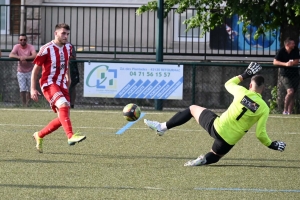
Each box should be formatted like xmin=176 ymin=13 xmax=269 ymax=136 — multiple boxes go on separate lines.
xmin=136 ymin=0 xmax=300 ymax=40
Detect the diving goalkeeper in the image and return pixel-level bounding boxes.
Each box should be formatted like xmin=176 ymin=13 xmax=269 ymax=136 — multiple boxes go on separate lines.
xmin=144 ymin=62 xmax=286 ymax=166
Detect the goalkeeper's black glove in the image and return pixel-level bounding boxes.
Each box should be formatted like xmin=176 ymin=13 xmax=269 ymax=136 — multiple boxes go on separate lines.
xmin=241 ymin=62 xmax=262 ymax=80
xmin=268 ymin=141 xmax=286 ymax=152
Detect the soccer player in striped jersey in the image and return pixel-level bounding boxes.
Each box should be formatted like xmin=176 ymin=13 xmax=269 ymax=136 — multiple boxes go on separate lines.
xmin=144 ymin=62 xmax=286 ymax=166
xmin=31 ymin=23 xmax=86 ymax=153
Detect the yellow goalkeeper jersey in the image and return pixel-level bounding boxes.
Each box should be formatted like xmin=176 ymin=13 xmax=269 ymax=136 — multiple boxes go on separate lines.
xmin=213 ymin=76 xmax=272 ymax=146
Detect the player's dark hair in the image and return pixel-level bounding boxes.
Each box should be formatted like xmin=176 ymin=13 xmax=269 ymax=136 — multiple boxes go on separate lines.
xmin=55 ymin=23 xmax=70 ymax=31
xmin=251 ymin=75 xmax=264 ymax=87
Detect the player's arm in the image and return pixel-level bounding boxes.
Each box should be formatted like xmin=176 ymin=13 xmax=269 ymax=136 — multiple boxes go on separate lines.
xmin=224 ymin=76 xmax=243 ymax=95
xmin=65 ymin=66 xmax=71 ymax=88
xmin=225 ymin=62 xmax=262 ymax=95
xmin=256 ymin=111 xmax=286 ymax=152
xmin=255 ymin=111 xmax=272 ymax=146
xmin=30 ymin=64 xmax=41 ymax=102
xmin=31 ymin=46 xmax=48 ymax=101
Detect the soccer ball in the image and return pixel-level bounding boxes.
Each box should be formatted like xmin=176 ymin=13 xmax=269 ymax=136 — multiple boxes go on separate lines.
xmin=123 ymin=103 xmax=141 ymax=121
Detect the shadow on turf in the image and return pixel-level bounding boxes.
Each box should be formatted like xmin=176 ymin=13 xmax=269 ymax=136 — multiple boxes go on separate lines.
xmin=211 ymin=158 xmax=300 ymax=168
xmin=209 ymin=164 xmax=300 ymax=169
xmin=43 ymin=152 xmax=299 ymax=168
xmin=0 ymin=159 xmax=75 ymax=164
xmin=222 ymin=157 xmax=299 ymax=162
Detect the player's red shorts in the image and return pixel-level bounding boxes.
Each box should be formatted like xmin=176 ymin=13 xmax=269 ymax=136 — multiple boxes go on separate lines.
xmin=42 ymin=84 xmax=70 ymax=112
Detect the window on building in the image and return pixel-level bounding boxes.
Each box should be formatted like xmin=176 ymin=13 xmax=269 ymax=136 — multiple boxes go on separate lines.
xmin=0 ymin=0 xmax=10 ymax=34
xmin=174 ymin=9 xmax=210 ymax=42
xmin=10 ymin=0 xmax=21 ymax=35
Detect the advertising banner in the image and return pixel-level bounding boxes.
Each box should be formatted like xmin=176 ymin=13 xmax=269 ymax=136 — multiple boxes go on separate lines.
xmin=84 ymin=63 xmax=184 ymax=99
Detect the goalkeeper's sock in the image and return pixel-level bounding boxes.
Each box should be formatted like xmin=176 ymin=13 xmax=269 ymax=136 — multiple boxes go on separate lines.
xmin=58 ymin=107 xmax=73 ymax=139
xmin=166 ymin=108 xmax=192 ymax=129
xmin=204 ymin=152 xmax=221 ymax=165
xmin=160 ymin=122 xmax=167 ymax=132
xmin=39 ymin=118 xmax=61 ymax=138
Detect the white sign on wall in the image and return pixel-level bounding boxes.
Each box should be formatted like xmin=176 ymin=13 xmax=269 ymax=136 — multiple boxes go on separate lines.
xmin=84 ymin=62 xmax=183 ymax=99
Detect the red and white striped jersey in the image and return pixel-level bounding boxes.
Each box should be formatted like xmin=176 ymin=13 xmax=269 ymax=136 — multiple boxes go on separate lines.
xmin=33 ymin=41 xmax=72 ymax=89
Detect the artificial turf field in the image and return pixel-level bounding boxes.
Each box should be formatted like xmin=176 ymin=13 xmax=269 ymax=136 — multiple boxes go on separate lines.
xmin=0 ymin=108 xmax=299 ymax=200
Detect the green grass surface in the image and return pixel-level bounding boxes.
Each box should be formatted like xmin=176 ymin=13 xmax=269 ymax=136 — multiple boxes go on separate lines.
xmin=0 ymin=108 xmax=299 ymax=200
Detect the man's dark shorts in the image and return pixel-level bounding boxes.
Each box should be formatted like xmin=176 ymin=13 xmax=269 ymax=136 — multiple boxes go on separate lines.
xmin=199 ymin=109 xmax=234 ymax=155
xmin=282 ymin=76 xmax=299 ymax=91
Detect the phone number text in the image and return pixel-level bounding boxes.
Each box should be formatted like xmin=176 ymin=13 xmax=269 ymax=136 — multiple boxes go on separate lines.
xmin=129 ymin=71 xmax=170 ymax=77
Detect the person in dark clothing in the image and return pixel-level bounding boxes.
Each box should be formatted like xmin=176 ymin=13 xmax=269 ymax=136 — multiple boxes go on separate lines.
xmin=69 ymin=44 xmax=80 ymax=109
xmin=273 ymin=37 xmax=300 ymax=115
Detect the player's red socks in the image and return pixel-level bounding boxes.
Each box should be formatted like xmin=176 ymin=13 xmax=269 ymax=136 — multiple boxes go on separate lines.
xmin=58 ymin=106 xmax=73 ymax=139
xmin=38 ymin=118 xmax=61 ymax=138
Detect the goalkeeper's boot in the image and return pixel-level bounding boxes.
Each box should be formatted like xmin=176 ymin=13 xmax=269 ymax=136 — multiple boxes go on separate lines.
xmin=184 ymin=155 xmax=207 ymax=166
xmin=68 ymin=132 xmax=86 ymax=146
xmin=33 ymin=132 xmax=43 ymax=153
xmin=144 ymin=119 xmax=165 ymax=136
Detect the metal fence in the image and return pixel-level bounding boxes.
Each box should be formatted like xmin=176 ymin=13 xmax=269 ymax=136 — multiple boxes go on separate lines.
xmin=0 ymin=58 xmax=290 ymax=112
xmin=1 ymin=5 xmax=281 ymax=60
